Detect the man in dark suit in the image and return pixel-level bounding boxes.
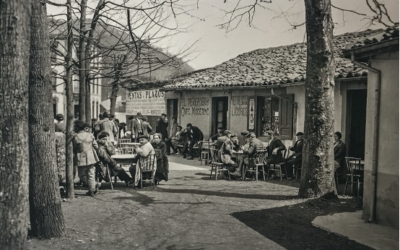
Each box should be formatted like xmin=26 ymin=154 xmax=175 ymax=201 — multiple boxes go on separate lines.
xmin=156 ymin=113 xmax=168 ymax=141
xmin=284 ymin=132 xmax=304 ymax=180
xmin=265 ymin=130 xmax=286 ymax=179
xmin=129 ymin=112 xmax=143 ymax=142
xmin=184 ymin=123 xmax=203 ymax=160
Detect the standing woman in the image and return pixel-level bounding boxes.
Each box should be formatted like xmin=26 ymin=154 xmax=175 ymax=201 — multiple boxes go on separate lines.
xmin=73 ymin=120 xmax=101 ymax=196
xmin=151 ymin=133 xmax=169 ymax=184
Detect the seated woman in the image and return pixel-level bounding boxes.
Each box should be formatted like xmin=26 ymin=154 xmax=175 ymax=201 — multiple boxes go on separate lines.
xmin=334 ymin=131 xmax=347 ymax=171
xmin=96 ymin=132 xmax=133 ymax=186
xmin=151 ymin=133 xmax=169 ymax=184
xmin=129 ymin=135 xmax=156 ymax=187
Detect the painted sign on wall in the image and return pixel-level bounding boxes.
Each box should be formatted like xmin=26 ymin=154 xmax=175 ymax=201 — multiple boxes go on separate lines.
xmin=181 ymin=96 xmax=210 ymax=116
xmin=231 ymin=95 xmax=248 ymax=116
xmin=126 ymin=89 xmax=165 ymax=116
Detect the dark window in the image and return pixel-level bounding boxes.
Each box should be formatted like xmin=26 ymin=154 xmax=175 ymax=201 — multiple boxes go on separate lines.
xmin=212 ymin=97 xmax=228 ymax=135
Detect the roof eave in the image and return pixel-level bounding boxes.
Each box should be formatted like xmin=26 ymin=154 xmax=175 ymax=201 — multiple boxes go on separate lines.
xmin=343 ymin=39 xmax=399 ymax=61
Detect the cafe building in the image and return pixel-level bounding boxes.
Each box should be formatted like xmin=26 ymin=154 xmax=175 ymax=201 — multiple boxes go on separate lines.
xmin=153 ymin=29 xmax=383 ymax=154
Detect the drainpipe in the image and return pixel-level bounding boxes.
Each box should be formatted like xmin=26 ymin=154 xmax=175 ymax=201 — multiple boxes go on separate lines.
xmin=350 ymin=53 xmax=381 ymax=223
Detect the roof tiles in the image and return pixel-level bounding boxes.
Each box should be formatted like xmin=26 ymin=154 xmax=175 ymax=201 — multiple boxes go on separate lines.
xmin=164 ymin=29 xmax=384 ymax=90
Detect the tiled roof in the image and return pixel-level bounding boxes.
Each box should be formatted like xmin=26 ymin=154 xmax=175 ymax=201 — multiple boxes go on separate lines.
xmin=349 ymin=25 xmax=399 ymax=49
xmin=163 ymin=29 xmax=384 ymax=90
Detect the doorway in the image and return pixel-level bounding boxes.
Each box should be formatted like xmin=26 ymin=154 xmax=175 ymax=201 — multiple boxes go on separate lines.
xmin=346 ymin=89 xmax=367 ymax=159
xmin=212 ymin=97 xmax=228 ymax=136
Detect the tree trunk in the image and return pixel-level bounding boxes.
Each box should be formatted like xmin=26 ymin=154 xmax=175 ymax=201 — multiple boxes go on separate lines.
xmin=65 ymin=0 xmax=75 ymax=199
xmin=0 ymin=1 xmax=31 ymax=249
xmin=78 ymin=0 xmax=87 ymax=121
xmin=110 ymin=82 xmax=119 ymax=115
xmin=299 ymin=0 xmax=337 ymax=198
xmin=85 ymin=76 xmax=92 ymax=123
xmin=28 ymin=0 xmax=66 ymax=238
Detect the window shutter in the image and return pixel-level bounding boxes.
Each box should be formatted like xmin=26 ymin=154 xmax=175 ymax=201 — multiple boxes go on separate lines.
xmin=279 ymin=94 xmax=294 ymax=140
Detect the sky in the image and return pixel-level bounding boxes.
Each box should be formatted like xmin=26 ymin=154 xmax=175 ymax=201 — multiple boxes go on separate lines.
xmin=47 ymin=0 xmax=399 ymax=70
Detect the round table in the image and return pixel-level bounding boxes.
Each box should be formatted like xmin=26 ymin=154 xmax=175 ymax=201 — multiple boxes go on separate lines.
xmin=111 ymin=154 xmax=137 ymax=165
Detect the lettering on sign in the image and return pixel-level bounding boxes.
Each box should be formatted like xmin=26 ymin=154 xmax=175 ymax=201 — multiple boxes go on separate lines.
xmin=231 ymin=95 xmax=248 ymax=116
xmin=126 ymin=89 xmax=165 ymax=116
xmin=181 ymin=96 xmax=210 ymax=116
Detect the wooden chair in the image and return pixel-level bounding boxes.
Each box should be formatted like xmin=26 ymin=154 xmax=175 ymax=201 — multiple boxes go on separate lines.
xmin=343 ymin=157 xmax=363 ymax=196
xmin=95 ymin=162 xmax=114 ymax=190
xmin=266 ymin=149 xmax=288 ymax=181
xmin=118 ymin=138 xmax=131 ymax=147
xmin=244 ymin=150 xmax=268 ymax=182
xmin=200 ymin=140 xmax=211 ymax=165
xmin=209 ymin=148 xmax=230 ymax=180
xmin=139 ymin=154 xmax=157 ymax=189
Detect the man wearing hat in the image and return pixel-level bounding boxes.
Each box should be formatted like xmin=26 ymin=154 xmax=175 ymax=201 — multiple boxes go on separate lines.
xmin=215 ymin=130 xmax=232 ymax=150
xmin=156 ymin=112 xmax=168 ymax=141
xmin=129 ymin=135 xmax=156 ymax=187
xmin=129 ymin=112 xmax=143 ymax=142
xmin=209 ymin=127 xmax=224 ymax=141
xmin=284 ymin=132 xmax=304 ymax=179
xmin=265 ymin=130 xmax=286 ymax=179
xmin=54 ymin=113 xmax=66 ymax=133
xmin=183 ymin=123 xmax=203 ymax=160
xmin=95 ymin=112 xmax=118 ymax=144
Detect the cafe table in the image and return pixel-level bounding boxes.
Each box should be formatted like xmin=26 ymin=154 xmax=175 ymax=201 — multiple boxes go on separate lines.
xmin=111 ymin=154 xmax=137 ymax=183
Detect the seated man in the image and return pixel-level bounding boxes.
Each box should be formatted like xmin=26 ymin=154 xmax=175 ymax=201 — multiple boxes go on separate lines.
xmin=242 ymin=132 xmax=264 ymax=167
xmin=284 ymin=132 xmax=304 ymax=180
xmin=169 ymin=125 xmax=185 ymax=154
xmin=182 ymin=123 xmax=203 ymax=160
xmin=264 ymin=130 xmax=286 ymax=179
xmin=210 ymin=127 xmax=224 ymax=141
xmin=220 ymin=134 xmax=242 ymax=176
xmin=214 ymin=130 xmax=232 ymax=150
xmin=96 ymin=132 xmax=133 ymax=186
xmin=129 ymin=135 xmax=156 ymax=187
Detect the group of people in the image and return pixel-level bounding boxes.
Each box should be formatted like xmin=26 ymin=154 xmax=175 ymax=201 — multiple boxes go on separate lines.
xmin=208 ymin=128 xmax=347 ymax=180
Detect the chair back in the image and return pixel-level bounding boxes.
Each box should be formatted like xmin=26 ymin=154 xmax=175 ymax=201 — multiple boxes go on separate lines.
xmin=254 ymin=150 xmax=268 ymax=164
xmin=119 ymin=138 xmax=131 ymax=147
xmin=139 ymin=154 xmax=157 ymax=172
xmin=345 ymin=157 xmax=362 ymax=173
xmin=120 ymin=147 xmax=134 ymax=154
xmin=278 ymin=149 xmax=288 ymax=163
xmin=200 ymin=140 xmax=211 ymax=150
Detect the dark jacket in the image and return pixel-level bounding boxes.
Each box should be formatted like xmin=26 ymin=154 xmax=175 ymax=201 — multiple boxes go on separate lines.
xmin=334 ymin=140 xmax=347 ymax=168
xmin=187 ymin=126 xmax=203 ymax=142
xmin=266 ymin=137 xmax=286 ymax=160
xmin=156 ymin=118 xmax=168 ymax=140
xmin=210 ymin=132 xmax=223 ymax=141
xmin=290 ymin=139 xmax=304 ymax=158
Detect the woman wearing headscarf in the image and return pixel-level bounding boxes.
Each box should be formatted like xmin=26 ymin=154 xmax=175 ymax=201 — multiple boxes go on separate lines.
xmin=334 ymin=131 xmax=347 ymax=170
xmin=151 ymin=133 xmax=169 ymax=184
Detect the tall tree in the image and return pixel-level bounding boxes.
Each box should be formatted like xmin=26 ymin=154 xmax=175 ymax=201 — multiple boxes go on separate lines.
xmin=298 ymin=0 xmax=336 ymax=198
xmin=0 ymin=0 xmax=31 ymax=248
xmin=29 ymin=0 xmax=66 ymax=238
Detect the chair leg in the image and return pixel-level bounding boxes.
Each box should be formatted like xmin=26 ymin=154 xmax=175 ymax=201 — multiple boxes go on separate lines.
xmin=255 ymin=167 xmax=258 ymax=182
xmin=215 ymin=167 xmax=218 ymax=180
xmin=209 ymin=165 xmax=213 ymax=180
xmin=350 ymin=174 xmax=354 ymax=195
xmin=262 ymin=166 xmax=266 ymax=181
xmin=106 ymin=166 xmax=113 ymax=190
xmin=279 ymin=167 xmax=282 ymax=181
xmin=343 ymin=176 xmax=349 ymax=195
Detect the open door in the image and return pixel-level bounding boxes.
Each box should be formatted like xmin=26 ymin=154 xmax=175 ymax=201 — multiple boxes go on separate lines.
xmin=212 ymin=97 xmax=228 ymax=136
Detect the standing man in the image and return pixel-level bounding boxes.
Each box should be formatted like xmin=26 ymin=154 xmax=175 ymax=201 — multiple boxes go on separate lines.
xmin=156 ymin=112 xmax=168 ymax=141
xmin=284 ymin=132 xmax=304 ymax=180
xmin=166 ymin=117 xmax=178 ymax=155
xmin=95 ymin=112 xmax=118 ymax=144
xmin=141 ymin=116 xmax=153 ymax=138
xmin=264 ymin=130 xmax=286 ymax=179
xmin=183 ymin=123 xmax=203 ymax=160
xmin=129 ymin=112 xmax=143 ymax=142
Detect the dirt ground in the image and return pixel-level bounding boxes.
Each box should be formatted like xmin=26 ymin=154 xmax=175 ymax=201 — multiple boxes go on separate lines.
xmin=27 ymin=155 xmax=370 ymax=250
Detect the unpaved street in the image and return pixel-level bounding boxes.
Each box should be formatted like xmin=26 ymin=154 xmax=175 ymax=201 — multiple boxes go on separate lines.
xmin=29 ymin=156 xmax=305 ymax=250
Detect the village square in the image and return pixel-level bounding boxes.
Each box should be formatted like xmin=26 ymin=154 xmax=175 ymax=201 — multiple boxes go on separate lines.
xmin=0 ymin=0 xmax=399 ymax=250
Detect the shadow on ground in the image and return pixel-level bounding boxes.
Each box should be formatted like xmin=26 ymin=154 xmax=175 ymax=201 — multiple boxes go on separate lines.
xmin=231 ymin=197 xmax=372 ymax=250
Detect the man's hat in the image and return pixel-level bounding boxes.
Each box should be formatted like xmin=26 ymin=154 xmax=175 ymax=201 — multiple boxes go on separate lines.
xmin=223 ymin=130 xmax=232 ymax=135
xmin=55 ymin=114 xmax=64 ymax=121
xmin=241 ymin=130 xmax=249 ymax=136
xmin=136 ymin=112 xmax=142 ymax=116
xmin=230 ymin=133 xmax=238 ymax=138
xmin=102 ymin=112 xmax=109 ymax=118
xmin=248 ymin=132 xmax=257 ymax=138
xmin=98 ymin=132 xmax=109 ymax=140
xmin=138 ymin=135 xmax=149 ymax=140
xmin=161 ymin=112 xmax=167 ymax=116
xmin=265 ymin=130 xmax=274 ymax=135
xmin=296 ymin=132 xmax=304 ymax=136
